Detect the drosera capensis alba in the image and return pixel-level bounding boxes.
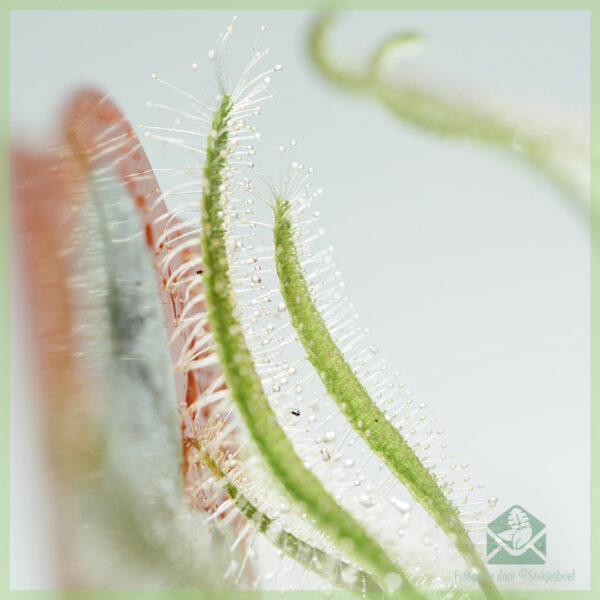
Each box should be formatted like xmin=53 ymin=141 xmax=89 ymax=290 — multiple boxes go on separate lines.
xmin=191 ymin=416 xmax=383 ymax=594
xmin=143 ymin=17 xmax=503 ymax=597
xmin=268 ymin=158 xmax=499 ymax=598
xmin=58 ymin=88 xmax=391 ymax=594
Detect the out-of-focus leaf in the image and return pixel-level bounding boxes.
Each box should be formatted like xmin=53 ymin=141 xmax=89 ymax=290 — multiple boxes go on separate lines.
xmin=12 ymin=91 xmax=242 ymax=590
xmin=309 ymin=12 xmax=589 ymax=210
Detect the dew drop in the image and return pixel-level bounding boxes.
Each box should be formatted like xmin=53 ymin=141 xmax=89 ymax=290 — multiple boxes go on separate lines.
xmin=268 ymin=520 xmax=282 ymax=536
xmin=432 ymin=576 xmax=445 ymax=590
xmin=384 ymin=573 xmax=403 ymax=592
xmin=359 ymin=494 xmax=374 ymax=507
xmin=389 ymin=496 xmax=411 ymax=514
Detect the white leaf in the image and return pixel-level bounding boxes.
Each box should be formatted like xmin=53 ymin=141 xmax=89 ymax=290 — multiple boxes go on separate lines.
xmin=508 ymin=507 xmax=530 ymax=529
xmin=498 ymin=529 xmax=516 ymax=542
xmin=513 ymin=527 xmax=532 ymax=549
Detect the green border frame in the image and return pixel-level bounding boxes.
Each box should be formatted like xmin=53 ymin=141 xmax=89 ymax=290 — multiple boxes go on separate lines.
xmin=2 ymin=3 xmax=596 ymax=600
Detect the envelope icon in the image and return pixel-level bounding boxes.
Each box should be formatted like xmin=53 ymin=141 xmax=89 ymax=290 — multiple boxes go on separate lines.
xmin=486 ymin=504 xmax=546 ymax=564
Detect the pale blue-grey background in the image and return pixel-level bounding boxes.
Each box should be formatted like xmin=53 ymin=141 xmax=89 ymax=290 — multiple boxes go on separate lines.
xmin=10 ymin=10 xmax=590 ymax=589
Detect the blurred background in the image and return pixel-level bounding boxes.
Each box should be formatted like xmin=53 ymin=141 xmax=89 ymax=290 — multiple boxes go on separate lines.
xmin=10 ymin=10 xmax=590 ymax=590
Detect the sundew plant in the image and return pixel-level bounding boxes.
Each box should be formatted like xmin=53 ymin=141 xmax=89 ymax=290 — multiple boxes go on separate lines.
xmin=140 ymin=19 xmax=503 ymax=597
xmin=15 ymin=13 xmax=586 ymax=599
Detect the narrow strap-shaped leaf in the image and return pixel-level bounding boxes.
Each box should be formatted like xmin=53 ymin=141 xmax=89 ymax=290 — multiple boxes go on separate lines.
xmin=197 ymin=447 xmax=383 ymax=596
xmin=200 ymin=94 xmax=422 ymax=598
xmin=272 ymin=195 xmax=500 ymax=600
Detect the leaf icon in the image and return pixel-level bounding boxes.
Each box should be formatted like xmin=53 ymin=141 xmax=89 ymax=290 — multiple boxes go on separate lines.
xmin=513 ymin=527 xmax=532 ymax=549
xmin=508 ymin=507 xmax=530 ymax=529
xmin=498 ymin=529 xmax=516 ymax=543
xmin=498 ymin=508 xmax=533 ymax=550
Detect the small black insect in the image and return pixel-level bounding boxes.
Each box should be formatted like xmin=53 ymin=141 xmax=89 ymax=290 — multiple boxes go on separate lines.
xmin=196 ymin=269 xmax=203 ymax=274
xmin=290 ymin=409 xmax=300 ymax=417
